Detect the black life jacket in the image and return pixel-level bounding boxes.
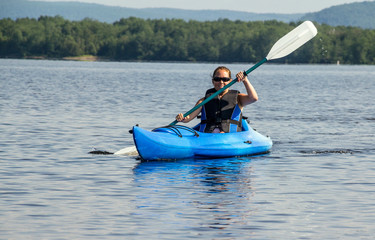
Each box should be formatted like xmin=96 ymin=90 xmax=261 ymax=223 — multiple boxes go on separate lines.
xmin=199 ymin=88 xmax=242 ymax=133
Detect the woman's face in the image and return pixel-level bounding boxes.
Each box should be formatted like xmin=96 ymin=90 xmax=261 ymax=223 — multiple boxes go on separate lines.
xmin=212 ymin=70 xmax=231 ymax=91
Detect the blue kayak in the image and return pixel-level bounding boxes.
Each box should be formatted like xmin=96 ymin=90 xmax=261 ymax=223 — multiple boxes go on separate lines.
xmin=132 ymin=119 xmax=272 ymax=161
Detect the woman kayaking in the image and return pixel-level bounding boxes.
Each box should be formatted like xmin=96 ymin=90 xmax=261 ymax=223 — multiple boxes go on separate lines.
xmin=176 ymin=66 xmax=258 ymax=133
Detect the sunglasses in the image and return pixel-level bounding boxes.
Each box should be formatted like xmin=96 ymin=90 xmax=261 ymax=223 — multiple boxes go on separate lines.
xmin=212 ymin=77 xmax=231 ymax=82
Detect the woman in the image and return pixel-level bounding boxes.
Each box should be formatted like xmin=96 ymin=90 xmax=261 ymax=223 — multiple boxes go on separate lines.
xmin=176 ymin=66 xmax=258 ymax=133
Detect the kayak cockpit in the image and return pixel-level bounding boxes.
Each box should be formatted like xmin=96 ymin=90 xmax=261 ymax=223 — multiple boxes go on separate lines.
xmin=192 ymin=118 xmax=250 ymax=132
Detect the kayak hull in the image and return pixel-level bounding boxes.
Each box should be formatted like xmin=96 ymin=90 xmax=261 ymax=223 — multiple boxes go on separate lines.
xmin=132 ymin=120 xmax=272 ymax=161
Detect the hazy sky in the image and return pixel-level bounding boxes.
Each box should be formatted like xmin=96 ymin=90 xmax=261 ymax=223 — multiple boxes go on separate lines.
xmin=34 ymin=0 xmax=370 ymax=13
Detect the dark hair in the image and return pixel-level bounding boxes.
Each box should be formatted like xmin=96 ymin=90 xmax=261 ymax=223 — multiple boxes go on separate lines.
xmin=212 ymin=66 xmax=231 ymax=79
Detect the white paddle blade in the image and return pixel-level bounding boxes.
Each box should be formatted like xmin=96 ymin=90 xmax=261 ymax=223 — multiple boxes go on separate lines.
xmin=266 ymin=21 xmax=317 ymax=60
xmin=114 ymin=146 xmax=138 ymax=156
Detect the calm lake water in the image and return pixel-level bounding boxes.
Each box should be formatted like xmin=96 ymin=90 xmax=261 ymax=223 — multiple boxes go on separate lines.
xmin=1 ymin=59 xmax=374 ymax=239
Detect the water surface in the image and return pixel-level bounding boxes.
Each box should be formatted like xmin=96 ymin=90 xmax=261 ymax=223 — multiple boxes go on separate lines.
xmin=1 ymin=59 xmax=374 ymax=239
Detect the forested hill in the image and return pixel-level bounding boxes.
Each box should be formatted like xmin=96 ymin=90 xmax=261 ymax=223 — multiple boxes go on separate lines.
xmin=1 ymin=1 xmax=375 ymax=64
xmin=2 ymin=0 xmax=375 ymax=29
xmin=0 ymin=0 xmax=302 ymax=23
xmin=301 ymin=1 xmax=375 ymax=29
xmin=1 ymin=17 xmax=375 ymax=64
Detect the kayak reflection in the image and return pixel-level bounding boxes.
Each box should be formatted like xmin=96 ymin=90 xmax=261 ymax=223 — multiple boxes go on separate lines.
xmin=130 ymin=157 xmax=263 ymax=231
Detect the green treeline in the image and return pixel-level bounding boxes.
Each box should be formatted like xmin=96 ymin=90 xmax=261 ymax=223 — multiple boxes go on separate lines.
xmin=1 ymin=16 xmax=375 ymax=64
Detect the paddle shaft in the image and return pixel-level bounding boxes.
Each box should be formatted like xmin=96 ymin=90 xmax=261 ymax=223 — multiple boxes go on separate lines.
xmin=169 ymin=21 xmax=317 ymax=126
xmin=169 ymin=58 xmax=267 ymax=126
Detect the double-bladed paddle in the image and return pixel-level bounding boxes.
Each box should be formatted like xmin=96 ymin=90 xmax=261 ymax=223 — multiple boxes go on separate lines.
xmin=169 ymin=21 xmax=317 ymax=126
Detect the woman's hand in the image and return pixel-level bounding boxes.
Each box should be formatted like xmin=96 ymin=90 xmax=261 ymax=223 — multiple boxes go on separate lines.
xmin=176 ymin=113 xmax=186 ymax=122
xmin=236 ymin=71 xmax=248 ymax=83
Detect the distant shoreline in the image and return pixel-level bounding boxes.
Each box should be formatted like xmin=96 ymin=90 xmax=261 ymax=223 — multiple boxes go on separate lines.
xmin=62 ymin=55 xmax=102 ymax=61
xmin=0 ymin=56 xmax=360 ymax=65
xmin=11 ymin=55 xmax=111 ymax=62
xmin=29 ymin=55 xmax=105 ymax=61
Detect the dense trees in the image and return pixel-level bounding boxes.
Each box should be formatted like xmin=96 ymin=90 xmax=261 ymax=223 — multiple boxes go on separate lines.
xmin=1 ymin=16 xmax=375 ymax=64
